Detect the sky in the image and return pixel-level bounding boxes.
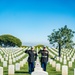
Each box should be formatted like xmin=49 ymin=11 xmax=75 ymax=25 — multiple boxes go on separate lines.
xmin=0 ymin=0 xmax=75 ymax=46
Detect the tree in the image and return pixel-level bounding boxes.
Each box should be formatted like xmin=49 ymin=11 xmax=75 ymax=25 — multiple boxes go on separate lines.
xmin=48 ymin=25 xmax=75 ymax=57
xmin=34 ymin=44 xmax=44 ymax=49
xmin=0 ymin=34 xmax=22 ymax=47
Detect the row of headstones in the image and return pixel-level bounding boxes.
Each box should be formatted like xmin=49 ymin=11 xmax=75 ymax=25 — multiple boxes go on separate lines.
xmin=48 ymin=47 xmax=75 ymax=60
xmin=48 ymin=48 xmax=75 ymax=70
xmin=55 ymin=55 xmax=75 ymax=64
xmin=48 ymin=47 xmax=75 ymax=65
xmin=61 ymin=49 xmax=71 ymax=55
xmin=0 ymin=47 xmax=28 ymax=75
xmin=1 ymin=56 xmax=28 ymax=67
xmin=47 ymin=47 xmax=75 ymax=75
xmin=1 ymin=48 xmax=27 ymax=59
xmin=61 ymin=48 xmax=74 ymax=59
xmin=0 ymin=56 xmax=28 ymax=75
xmin=48 ymin=47 xmax=75 ymax=58
xmin=0 ymin=48 xmax=20 ymax=60
xmin=49 ymin=58 xmax=75 ymax=75
xmin=0 ymin=48 xmax=23 ymax=56
xmin=0 ymin=53 xmax=26 ymax=64
xmin=61 ymin=49 xmax=75 ymax=59
xmin=0 ymin=47 xmax=28 ymax=64
xmin=48 ymin=47 xmax=58 ymax=55
xmin=0 ymin=47 xmax=26 ymax=58
xmin=1 ymin=47 xmax=25 ymax=55
xmin=51 ymin=47 xmax=58 ymax=52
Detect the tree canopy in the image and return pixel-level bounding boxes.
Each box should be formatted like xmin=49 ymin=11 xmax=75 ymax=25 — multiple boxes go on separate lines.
xmin=48 ymin=25 xmax=75 ymax=57
xmin=34 ymin=44 xmax=45 ymax=48
xmin=0 ymin=34 xmax=22 ymax=47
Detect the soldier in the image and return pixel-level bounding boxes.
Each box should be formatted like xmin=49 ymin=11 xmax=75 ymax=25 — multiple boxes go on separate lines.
xmin=38 ymin=46 xmax=49 ymax=71
xmin=25 ymin=46 xmax=37 ymax=74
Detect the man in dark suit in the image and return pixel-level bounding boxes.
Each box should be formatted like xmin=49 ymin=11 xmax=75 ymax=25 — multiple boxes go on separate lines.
xmin=25 ymin=46 xmax=37 ymax=74
xmin=38 ymin=46 xmax=49 ymax=71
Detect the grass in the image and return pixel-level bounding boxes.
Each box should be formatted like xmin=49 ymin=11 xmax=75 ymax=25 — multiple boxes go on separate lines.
xmin=2 ymin=60 xmax=75 ymax=75
xmin=47 ymin=63 xmax=61 ymax=75
xmin=3 ymin=62 xmax=30 ymax=75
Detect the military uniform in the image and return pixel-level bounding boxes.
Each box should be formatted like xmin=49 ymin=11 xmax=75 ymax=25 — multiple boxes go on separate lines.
xmin=25 ymin=49 xmax=37 ymax=74
xmin=38 ymin=49 xmax=49 ymax=71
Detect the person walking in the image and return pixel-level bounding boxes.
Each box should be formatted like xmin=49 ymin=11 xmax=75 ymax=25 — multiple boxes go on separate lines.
xmin=25 ymin=46 xmax=37 ymax=74
xmin=38 ymin=46 xmax=49 ymax=71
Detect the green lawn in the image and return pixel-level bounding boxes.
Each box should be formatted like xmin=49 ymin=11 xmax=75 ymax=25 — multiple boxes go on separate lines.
xmin=2 ymin=61 xmax=75 ymax=75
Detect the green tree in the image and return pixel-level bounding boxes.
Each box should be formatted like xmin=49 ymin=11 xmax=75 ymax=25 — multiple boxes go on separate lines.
xmin=34 ymin=44 xmax=44 ymax=49
xmin=48 ymin=25 xmax=75 ymax=57
xmin=0 ymin=34 xmax=22 ymax=47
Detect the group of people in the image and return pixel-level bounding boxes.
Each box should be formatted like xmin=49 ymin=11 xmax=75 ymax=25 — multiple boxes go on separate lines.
xmin=25 ymin=46 xmax=49 ymax=74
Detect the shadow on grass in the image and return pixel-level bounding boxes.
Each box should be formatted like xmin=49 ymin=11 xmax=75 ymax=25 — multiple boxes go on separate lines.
xmin=15 ymin=71 xmax=29 ymax=74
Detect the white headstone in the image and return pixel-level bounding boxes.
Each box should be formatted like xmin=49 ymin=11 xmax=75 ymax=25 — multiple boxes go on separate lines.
xmin=56 ymin=63 xmax=61 ymax=71
xmin=9 ymin=59 xmax=12 ymax=65
xmin=0 ymin=55 xmax=2 ymax=59
xmin=61 ymin=55 xmax=63 ymax=58
xmin=62 ymin=65 xmax=68 ymax=75
xmin=15 ymin=63 xmax=20 ymax=71
xmin=9 ymin=56 xmax=11 ymax=59
xmin=5 ymin=57 xmax=8 ymax=61
xmin=1 ymin=58 xmax=4 ymax=62
xmin=67 ymin=57 xmax=70 ymax=61
xmin=49 ymin=59 xmax=53 ymax=65
xmin=64 ymin=56 xmax=66 ymax=59
xmin=31 ymin=71 xmax=48 ymax=75
xmin=60 ymin=57 xmax=62 ymax=62
xmin=8 ymin=65 xmax=14 ymax=75
xmin=57 ymin=57 xmax=59 ymax=61
xmin=72 ymin=58 xmax=74 ymax=62
xmin=52 ymin=61 xmax=56 ymax=67
xmin=20 ymin=61 xmax=23 ymax=67
xmin=13 ymin=58 xmax=16 ymax=63
xmin=3 ymin=61 xmax=7 ymax=67
xmin=0 ymin=67 xmax=3 ymax=75
xmin=68 ymin=61 xmax=72 ymax=67
xmin=34 ymin=67 xmax=43 ymax=71
xmin=63 ymin=59 xmax=67 ymax=64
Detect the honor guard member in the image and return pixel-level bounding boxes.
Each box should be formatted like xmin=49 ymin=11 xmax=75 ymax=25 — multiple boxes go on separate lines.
xmin=38 ymin=46 xmax=49 ymax=71
xmin=25 ymin=46 xmax=37 ymax=74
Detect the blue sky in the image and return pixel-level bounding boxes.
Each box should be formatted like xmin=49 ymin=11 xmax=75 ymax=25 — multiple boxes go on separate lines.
xmin=0 ymin=0 xmax=75 ymax=46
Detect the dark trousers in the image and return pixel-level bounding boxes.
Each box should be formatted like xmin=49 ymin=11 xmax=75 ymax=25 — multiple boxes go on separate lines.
xmin=28 ymin=62 xmax=34 ymax=74
xmin=41 ymin=62 xmax=47 ymax=71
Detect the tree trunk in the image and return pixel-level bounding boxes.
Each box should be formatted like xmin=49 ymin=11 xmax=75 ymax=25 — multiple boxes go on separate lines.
xmin=59 ymin=43 xmax=61 ymax=57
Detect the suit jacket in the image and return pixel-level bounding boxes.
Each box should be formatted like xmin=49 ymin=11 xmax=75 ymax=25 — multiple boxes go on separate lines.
xmin=25 ymin=50 xmax=37 ymax=62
